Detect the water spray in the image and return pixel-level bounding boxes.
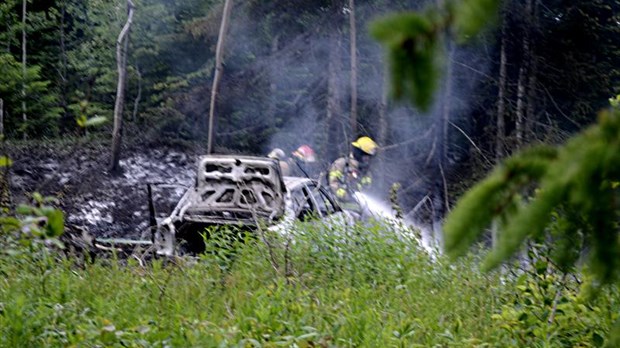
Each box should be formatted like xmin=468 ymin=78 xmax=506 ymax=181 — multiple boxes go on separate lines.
xmin=352 ymin=191 xmax=437 ymax=254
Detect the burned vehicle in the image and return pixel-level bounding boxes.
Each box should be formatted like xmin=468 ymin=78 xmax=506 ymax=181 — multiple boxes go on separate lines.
xmin=276 ymin=176 xmax=354 ymax=233
xmin=155 ymin=155 xmax=285 ymax=255
xmin=154 ymin=155 xmax=353 ymax=255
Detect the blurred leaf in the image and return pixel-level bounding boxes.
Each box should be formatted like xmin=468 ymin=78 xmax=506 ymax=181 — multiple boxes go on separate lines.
xmin=0 ymin=217 xmax=21 ymax=230
xmin=0 ymin=156 xmax=13 ymax=167
xmin=84 ymin=115 xmax=108 ymax=128
xmin=16 ymin=204 xmax=33 ymax=215
xmin=44 ymin=209 xmax=64 ymax=238
xmin=76 ymin=114 xmax=87 ymax=128
xmin=453 ymin=0 xmax=501 ymax=42
xmin=32 ymin=192 xmax=43 ymax=204
xmin=370 ymin=11 xmax=440 ymax=111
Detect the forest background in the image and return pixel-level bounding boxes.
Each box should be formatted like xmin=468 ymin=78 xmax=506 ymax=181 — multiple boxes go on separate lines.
xmin=2 ymin=0 xmax=620 ymax=346
xmin=2 ymin=0 xmax=618 ymax=227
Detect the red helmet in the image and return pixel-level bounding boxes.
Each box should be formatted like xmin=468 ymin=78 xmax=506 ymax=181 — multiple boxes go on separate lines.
xmin=292 ymin=145 xmax=316 ymax=163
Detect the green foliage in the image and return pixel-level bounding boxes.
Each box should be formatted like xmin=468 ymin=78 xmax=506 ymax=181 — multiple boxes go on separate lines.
xmin=0 ymin=156 xmax=13 ymax=167
xmin=444 ymin=145 xmax=557 ymax=258
xmin=9 ymin=192 xmax=65 ymax=240
xmin=445 ymin=108 xmax=620 ymax=286
xmin=452 ymin=0 xmax=500 ymax=42
xmin=371 ymin=11 xmax=441 ymax=112
xmin=74 ymin=100 xmax=108 ymax=129
xmin=1 ymin=216 xmax=618 ymax=346
xmin=0 ymin=54 xmax=61 ymax=137
xmin=492 ymin=245 xmax=615 ymax=347
xmin=371 ymin=0 xmax=501 ymax=111
xmin=610 ymin=95 xmax=620 ymax=108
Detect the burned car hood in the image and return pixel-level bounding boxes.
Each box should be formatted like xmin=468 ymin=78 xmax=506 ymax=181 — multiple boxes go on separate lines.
xmin=171 ymin=155 xmax=286 ymax=225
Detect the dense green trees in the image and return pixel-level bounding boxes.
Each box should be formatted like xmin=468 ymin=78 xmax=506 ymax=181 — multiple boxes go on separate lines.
xmin=0 ymin=0 xmax=618 ymax=219
xmin=374 ymin=0 xmax=620 ymax=344
xmin=372 ymin=0 xmax=620 ymax=278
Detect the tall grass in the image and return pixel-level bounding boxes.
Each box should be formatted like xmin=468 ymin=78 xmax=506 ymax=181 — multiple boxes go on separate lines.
xmin=0 ymin=220 xmax=617 ymax=347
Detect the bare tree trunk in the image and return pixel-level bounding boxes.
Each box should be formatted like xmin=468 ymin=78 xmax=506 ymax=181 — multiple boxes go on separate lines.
xmin=376 ymin=64 xmax=388 ymax=191
xmin=491 ymin=4 xmax=511 ymax=248
xmin=515 ymin=73 xmax=526 ymax=149
xmin=515 ymin=68 xmax=527 ymax=149
xmin=326 ymin=31 xmax=343 ymax=161
xmin=110 ymin=0 xmax=135 ymax=174
xmin=267 ymin=35 xmax=279 ymax=130
xmin=132 ymin=65 xmax=142 ymax=122
xmin=430 ymin=41 xmax=454 ymax=248
xmin=441 ymin=44 xmax=453 ymax=211
xmin=525 ymin=58 xmax=537 ymax=142
xmin=525 ymin=0 xmax=539 ymax=143
xmin=207 ymin=0 xmax=233 ymax=154
xmin=21 ymin=0 xmax=27 ymax=140
xmin=495 ymin=6 xmax=508 ymax=163
xmin=349 ymin=0 xmax=357 ymax=138
xmin=515 ymin=0 xmax=533 ymax=150
xmin=59 ymin=1 xmax=69 ymax=124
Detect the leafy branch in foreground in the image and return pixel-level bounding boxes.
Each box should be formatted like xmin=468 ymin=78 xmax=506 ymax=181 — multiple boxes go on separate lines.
xmin=444 ymin=107 xmax=620 ymax=285
xmin=370 ymin=0 xmax=500 ymax=111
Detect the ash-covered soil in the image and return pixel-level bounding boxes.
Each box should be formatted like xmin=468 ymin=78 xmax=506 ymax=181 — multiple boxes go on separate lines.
xmin=5 ymin=141 xmax=205 ymax=240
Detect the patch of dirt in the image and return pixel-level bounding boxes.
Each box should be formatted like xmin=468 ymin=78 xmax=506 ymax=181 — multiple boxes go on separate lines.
xmin=5 ymin=140 xmax=205 ymax=240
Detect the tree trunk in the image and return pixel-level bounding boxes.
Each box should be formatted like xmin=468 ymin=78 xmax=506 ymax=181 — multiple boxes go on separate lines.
xmin=326 ymin=30 xmax=343 ymax=161
xmin=440 ymin=44 xmax=453 ymax=210
xmin=376 ymin=64 xmax=388 ymax=191
xmin=267 ymin=34 xmax=279 ymax=130
xmin=349 ymin=0 xmax=357 ymax=138
xmin=495 ymin=6 xmax=508 ymax=163
xmin=21 ymin=0 xmax=27 ymax=140
xmin=525 ymin=0 xmax=539 ymax=143
xmin=515 ymin=0 xmax=533 ymax=149
xmin=207 ymin=0 xmax=233 ymax=154
xmin=430 ymin=42 xmax=453 ymax=248
xmin=59 ymin=0 xmax=69 ymax=125
xmin=132 ymin=65 xmax=142 ymax=122
xmin=110 ymin=0 xmax=135 ymax=174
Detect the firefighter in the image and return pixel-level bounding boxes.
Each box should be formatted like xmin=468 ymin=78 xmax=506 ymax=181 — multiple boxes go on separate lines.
xmin=267 ymin=148 xmax=291 ymax=176
xmin=328 ymin=136 xmax=378 ymax=203
xmin=290 ymin=144 xmax=317 ymax=178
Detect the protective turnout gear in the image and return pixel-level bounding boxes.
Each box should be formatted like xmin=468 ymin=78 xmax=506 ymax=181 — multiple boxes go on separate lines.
xmin=292 ymin=145 xmax=316 ymax=163
xmin=329 ymin=136 xmax=377 ymax=204
xmin=290 ymin=145 xmax=318 ymax=178
xmin=328 ymin=156 xmax=360 ymax=202
xmin=267 ymin=148 xmax=290 ymax=176
xmin=351 ymin=136 xmax=378 ymax=156
xmin=360 ymin=176 xmax=372 ymax=186
xmin=268 ymin=148 xmax=286 ymax=160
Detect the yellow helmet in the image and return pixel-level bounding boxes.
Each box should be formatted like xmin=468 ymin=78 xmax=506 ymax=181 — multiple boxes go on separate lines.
xmin=352 ymin=136 xmax=378 ymax=156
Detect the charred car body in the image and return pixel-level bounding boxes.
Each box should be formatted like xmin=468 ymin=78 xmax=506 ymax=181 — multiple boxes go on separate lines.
xmin=154 ymin=155 xmax=353 ymax=255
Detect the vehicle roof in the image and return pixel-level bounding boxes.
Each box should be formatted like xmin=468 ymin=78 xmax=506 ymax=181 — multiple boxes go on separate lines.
xmin=283 ymin=176 xmax=315 ymax=190
xmin=197 ymin=154 xmax=276 ymax=161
